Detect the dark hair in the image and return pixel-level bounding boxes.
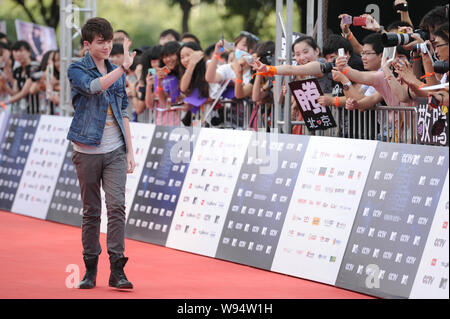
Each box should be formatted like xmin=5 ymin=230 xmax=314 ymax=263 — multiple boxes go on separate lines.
xmin=160 ymin=29 xmax=180 ymax=41
xmin=181 ymin=33 xmax=201 ymax=47
xmin=420 ymin=6 xmax=449 ymax=32
xmin=322 ymin=34 xmax=353 ymax=57
xmin=52 ymin=50 xmax=60 ymax=80
xmin=11 ymin=40 xmax=32 ymax=52
xmin=204 ymin=43 xmax=216 ymax=58
xmin=149 ymin=45 xmax=162 ymax=61
xmin=0 ymin=41 xmax=10 ymax=51
xmin=234 ymin=32 xmax=258 ymax=53
xmin=362 ymin=33 xmax=384 ymax=55
xmin=256 ymin=41 xmax=275 ymax=65
xmin=82 ymin=17 xmax=114 ymax=43
xmin=139 ymin=46 xmax=163 ymax=84
xmin=129 ymin=49 xmax=142 ymax=72
xmin=110 ymin=43 xmax=124 ymax=56
xmin=39 ymin=50 xmax=60 ymax=80
xmin=292 ymin=36 xmax=320 ymax=54
xmin=39 ymin=50 xmax=53 ymax=71
xmin=434 ymin=22 xmax=449 ymax=43
xmin=386 ymin=20 xmax=413 ymax=32
xmin=160 ymin=41 xmax=181 ymax=76
xmin=0 ymin=32 xmax=8 ymax=43
xmin=114 ymin=29 xmax=130 ymax=39
xmin=178 ymin=42 xmax=209 ymax=99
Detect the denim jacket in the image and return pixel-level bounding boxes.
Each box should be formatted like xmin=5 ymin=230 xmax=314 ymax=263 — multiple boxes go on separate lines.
xmin=67 ymin=51 xmax=129 ymax=151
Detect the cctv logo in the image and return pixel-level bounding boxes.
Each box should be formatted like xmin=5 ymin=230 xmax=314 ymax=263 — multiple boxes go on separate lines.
xmin=365 ymin=264 xmax=381 ymax=289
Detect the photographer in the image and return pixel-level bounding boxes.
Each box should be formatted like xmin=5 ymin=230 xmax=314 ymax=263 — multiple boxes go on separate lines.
xmin=397 ymin=23 xmax=448 ymax=98
xmin=335 ymin=33 xmax=385 ymax=113
xmin=141 ymin=45 xmax=162 ymax=115
xmin=419 ymin=5 xmax=449 ymax=45
xmin=251 ymin=41 xmax=275 ymax=104
xmin=250 ymin=41 xmax=275 ymax=131
xmin=335 ymin=46 xmax=414 ymax=107
xmin=317 ymin=34 xmax=364 ymax=109
xmin=205 ymin=32 xmax=258 ymax=102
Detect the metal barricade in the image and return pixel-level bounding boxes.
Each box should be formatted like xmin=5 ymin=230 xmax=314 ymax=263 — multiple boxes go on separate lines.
xmin=11 ymin=90 xmax=420 ymax=145
xmin=328 ymin=106 xmax=417 ymax=144
xmin=8 ymin=92 xmax=61 ymax=116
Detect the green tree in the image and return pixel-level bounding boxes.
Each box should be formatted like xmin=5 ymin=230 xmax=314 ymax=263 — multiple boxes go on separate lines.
xmin=168 ymin=0 xmax=215 ymax=34
xmin=11 ymin=0 xmax=60 ymax=29
xmin=222 ymin=0 xmax=276 ymax=35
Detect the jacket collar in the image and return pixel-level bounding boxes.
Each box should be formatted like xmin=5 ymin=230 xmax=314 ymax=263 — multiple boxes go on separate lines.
xmin=84 ymin=51 xmax=115 ymax=73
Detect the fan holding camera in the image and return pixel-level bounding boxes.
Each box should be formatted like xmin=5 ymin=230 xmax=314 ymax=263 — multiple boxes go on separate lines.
xmin=396 ymin=24 xmax=448 ymax=106
xmin=339 ymin=11 xmax=388 ymax=56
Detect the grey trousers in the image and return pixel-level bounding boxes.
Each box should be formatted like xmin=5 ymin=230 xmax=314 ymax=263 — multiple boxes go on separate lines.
xmin=72 ymin=146 xmax=127 ymax=261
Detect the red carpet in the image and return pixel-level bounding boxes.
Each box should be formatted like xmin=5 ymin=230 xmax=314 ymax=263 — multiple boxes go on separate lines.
xmin=0 ymin=210 xmax=373 ymax=299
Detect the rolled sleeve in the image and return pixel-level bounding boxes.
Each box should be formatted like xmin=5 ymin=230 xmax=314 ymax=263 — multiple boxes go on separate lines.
xmin=68 ymin=63 xmax=103 ymax=95
xmin=89 ymin=78 xmax=102 ymax=94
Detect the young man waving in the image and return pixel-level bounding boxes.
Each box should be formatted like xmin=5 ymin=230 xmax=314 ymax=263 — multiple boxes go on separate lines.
xmin=67 ymin=17 xmax=136 ymax=290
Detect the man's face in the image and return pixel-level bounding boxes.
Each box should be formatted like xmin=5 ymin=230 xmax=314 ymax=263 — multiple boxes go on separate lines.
xmin=85 ymin=35 xmax=113 ymax=61
xmin=159 ymin=34 xmax=177 ymax=46
xmin=361 ymin=44 xmax=382 ymax=71
xmin=324 ymin=53 xmax=337 ymax=62
xmin=113 ymin=31 xmax=127 ymax=44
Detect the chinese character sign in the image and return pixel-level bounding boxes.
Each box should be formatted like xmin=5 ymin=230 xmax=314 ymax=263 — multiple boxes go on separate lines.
xmin=289 ymin=79 xmax=337 ymax=131
xmin=417 ymin=101 xmax=449 ymax=147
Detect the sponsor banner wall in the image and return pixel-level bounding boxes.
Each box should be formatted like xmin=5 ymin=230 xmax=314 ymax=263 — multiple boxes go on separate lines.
xmin=166 ymin=128 xmax=252 ymax=257
xmin=0 ymin=114 xmax=39 ymax=211
xmin=11 ymin=116 xmax=71 ymax=219
xmin=336 ymin=143 xmax=449 ymax=298
xmin=125 ymin=126 xmax=199 ymax=246
xmin=272 ymin=137 xmax=378 ymax=285
xmin=215 ymin=133 xmax=310 ymax=270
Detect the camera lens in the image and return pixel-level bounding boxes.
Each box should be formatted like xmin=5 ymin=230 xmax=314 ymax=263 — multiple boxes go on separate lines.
xmin=414 ymin=29 xmax=430 ymax=41
xmin=433 ymin=61 xmax=449 ymax=74
xmin=320 ymin=62 xmax=335 ymax=74
xmin=382 ymin=33 xmax=413 ymax=47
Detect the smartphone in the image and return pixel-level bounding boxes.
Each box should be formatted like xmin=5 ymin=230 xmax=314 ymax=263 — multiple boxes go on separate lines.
xmin=343 ymin=15 xmax=353 ymax=25
xmin=352 ymin=16 xmax=367 ymax=27
xmin=382 ymin=47 xmax=397 ymax=66
xmin=148 ymin=68 xmax=156 ymax=76
xmin=223 ymin=41 xmax=235 ymax=51
xmin=338 ymin=48 xmax=345 ymax=57
xmin=244 ymin=54 xmax=254 ymax=65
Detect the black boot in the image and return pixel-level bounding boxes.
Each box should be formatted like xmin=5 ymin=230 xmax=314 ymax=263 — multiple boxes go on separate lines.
xmin=109 ymin=256 xmax=133 ymax=289
xmin=78 ymin=256 xmax=98 ymax=289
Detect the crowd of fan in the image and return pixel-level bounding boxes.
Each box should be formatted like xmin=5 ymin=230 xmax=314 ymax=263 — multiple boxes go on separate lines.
xmin=0 ymin=1 xmax=448 ymax=136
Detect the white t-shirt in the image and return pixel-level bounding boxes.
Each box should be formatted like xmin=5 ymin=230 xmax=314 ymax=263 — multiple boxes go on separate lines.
xmin=209 ymin=63 xmax=252 ymax=99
